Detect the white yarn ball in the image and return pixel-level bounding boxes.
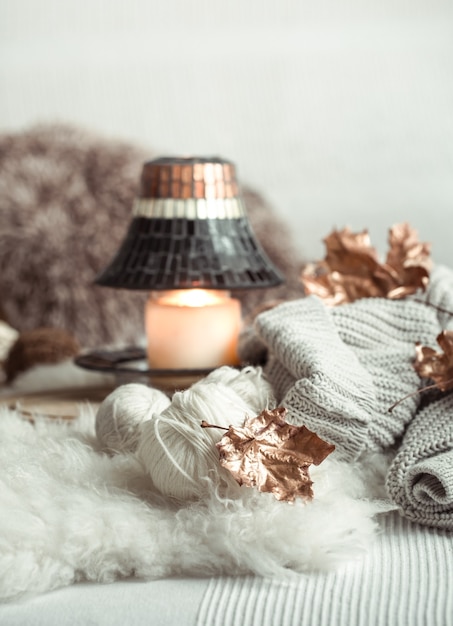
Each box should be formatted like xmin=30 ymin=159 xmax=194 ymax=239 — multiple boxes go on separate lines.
xmin=137 ymin=367 xmax=274 ymax=501
xmin=95 ymin=383 xmax=171 ymax=454
xmin=204 ymin=365 xmax=275 ymax=413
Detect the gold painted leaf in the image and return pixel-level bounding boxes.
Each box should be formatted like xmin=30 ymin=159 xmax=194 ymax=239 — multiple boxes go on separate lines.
xmin=301 ymin=223 xmax=431 ymax=305
xmin=414 ymin=330 xmax=453 ymax=392
xmin=213 ymin=407 xmax=335 ymax=502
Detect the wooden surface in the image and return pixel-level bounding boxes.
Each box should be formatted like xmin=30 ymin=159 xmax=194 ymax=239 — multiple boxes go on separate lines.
xmin=0 ymin=371 xmax=206 ymax=420
xmin=0 ymin=385 xmax=115 ymax=420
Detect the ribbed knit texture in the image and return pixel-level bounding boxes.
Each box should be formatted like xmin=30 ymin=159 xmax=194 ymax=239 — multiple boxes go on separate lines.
xmin=256 ymin=297 xmax=377 ymax=460
xmin=252 ymin=296 xmax=438 ymax=460
xmin=239 ymin=265 xmax=453 ymax=530
xmin=196 ymin=512 xmax=453 ymax=626
xmin=331 ymin=298 xmax=438 ymax=451
xmin=386 ymin=393 xmax=453 ymax=529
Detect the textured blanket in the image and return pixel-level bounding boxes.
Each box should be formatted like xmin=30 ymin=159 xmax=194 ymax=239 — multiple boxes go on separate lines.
xmin=2 ymin=265 xmax=452 ymax=602
xmin=240 ymin=265 xmax=453 ymax=530
xmin=0 ymin=401 xmax=391 ymax=602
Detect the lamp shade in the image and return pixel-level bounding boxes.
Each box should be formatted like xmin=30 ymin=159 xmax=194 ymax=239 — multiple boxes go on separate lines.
xmin=95 ymin=157 xmax=284 ymax=291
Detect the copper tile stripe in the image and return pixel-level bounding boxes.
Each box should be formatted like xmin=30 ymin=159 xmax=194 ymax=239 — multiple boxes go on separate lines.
xmin=140 ymin=159 xmax=239 ymax=199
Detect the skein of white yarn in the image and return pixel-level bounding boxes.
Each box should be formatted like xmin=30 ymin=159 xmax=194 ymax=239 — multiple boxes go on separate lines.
xmin=137 ymin=366 xmax=275 ymax=501
xmin=204 ymin=365 xmax=275 ymax=412
xmin=95 ymin=383 xmax=171 ymax=454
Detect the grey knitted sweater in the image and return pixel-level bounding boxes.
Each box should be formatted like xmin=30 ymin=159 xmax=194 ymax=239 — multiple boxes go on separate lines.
xmin=239 ymin=265 xmax=453 ymax=530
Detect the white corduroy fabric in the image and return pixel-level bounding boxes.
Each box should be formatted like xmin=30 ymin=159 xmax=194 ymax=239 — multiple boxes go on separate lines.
xmin=196 ymin=512 xmax=453 ymax=626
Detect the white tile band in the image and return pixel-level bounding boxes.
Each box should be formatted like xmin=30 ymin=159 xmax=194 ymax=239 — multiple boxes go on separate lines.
xmin=132 ymin=197 xmax=246 ymax=220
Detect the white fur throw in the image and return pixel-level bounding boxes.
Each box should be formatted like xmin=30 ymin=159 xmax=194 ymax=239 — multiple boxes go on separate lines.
xmin=0 ymin=372 xmax=393 ymax=602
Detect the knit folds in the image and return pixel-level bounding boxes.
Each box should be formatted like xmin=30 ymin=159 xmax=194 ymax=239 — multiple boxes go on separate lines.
xmin=386 ymin=393 xmax=453 ymax=529
xmin=239 ymin=265 xmax=453 ymax=530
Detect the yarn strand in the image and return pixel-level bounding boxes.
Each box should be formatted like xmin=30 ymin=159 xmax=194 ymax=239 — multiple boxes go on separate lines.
xmin=153 ymin=416 xmax=208 ymax=487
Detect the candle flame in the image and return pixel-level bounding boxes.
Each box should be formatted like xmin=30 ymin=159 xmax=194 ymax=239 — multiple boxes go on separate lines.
xmin=156 ymin=289 xmax=229 ymax=308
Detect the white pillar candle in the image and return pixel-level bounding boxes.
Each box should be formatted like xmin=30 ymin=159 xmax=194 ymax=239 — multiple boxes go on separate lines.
xmin=145 ymin=290 xmax=242 ymax=370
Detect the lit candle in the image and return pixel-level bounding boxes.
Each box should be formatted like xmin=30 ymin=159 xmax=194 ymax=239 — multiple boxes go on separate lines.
xmin=145 ymin=289 xmax=242 ymax=370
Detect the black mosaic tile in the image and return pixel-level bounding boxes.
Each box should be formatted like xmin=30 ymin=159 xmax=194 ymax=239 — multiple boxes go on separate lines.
xmin=96 ymin=217 xmax=283 ymax=291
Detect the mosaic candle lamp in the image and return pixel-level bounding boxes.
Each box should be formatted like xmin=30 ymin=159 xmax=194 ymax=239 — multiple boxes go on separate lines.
xmin=96 ymin=157 xmax=283 ymax=371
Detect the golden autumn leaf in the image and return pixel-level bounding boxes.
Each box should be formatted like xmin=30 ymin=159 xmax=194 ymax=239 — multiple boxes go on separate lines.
xmin=204 ymin=407 xmax=335 ymax=502
xmin=414 ymin=330 xmax=453 ymax=392
xmin=301 ymin=223 xmax=431 ymax=305
xmin=382 ymin=222 xmax=432 ymax=299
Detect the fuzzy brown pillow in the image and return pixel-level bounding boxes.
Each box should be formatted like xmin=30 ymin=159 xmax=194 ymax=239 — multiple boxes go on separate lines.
xmin=0 ymin=124 xmax=304 ymax=348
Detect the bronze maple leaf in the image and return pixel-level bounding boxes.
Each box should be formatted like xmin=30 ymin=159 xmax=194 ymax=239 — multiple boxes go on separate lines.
xmin=414 ymin=330 xmax=453 ymax=392
xmin=204 ymin=407 xmax=335 ymax=502
xmin=388 ymin=330 xmax=453 ymax=412
xmin=301 ymin=223 xmax=431 ymax=305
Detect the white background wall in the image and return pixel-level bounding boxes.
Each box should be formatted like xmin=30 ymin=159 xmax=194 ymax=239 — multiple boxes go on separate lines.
xmin=1 ymin=0 xmax=453 ymax=264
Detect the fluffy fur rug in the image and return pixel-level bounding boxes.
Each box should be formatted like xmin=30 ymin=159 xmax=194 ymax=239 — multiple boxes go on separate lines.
xmin=0 ymin=363 xmax=394 ymax=602
xmin=0 ymin=124 xmax=305 ymax=349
